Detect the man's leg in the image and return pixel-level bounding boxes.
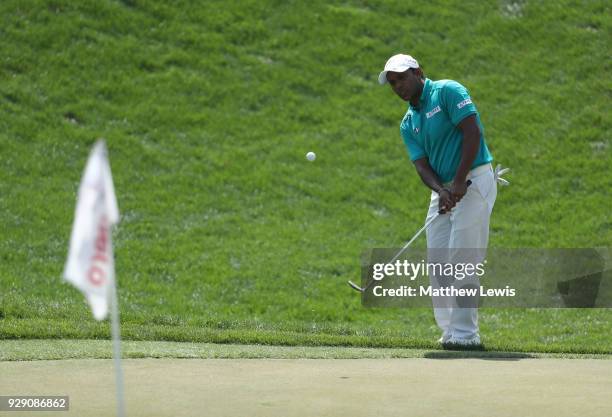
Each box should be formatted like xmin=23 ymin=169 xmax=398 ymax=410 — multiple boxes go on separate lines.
xmin=425 ymin=191 xmax=452 ymax=339
xmin=448 ymin=167 xmax=497 ymax=341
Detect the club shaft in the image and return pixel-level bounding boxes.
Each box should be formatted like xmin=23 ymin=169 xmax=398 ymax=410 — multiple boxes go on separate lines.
xmin=388 ymin=212 xmax=440 ymax=265
xmin=352 ymin=212 xmax=440 ymax=293
xmin=348 ymin=180 xmax=470 ymax=293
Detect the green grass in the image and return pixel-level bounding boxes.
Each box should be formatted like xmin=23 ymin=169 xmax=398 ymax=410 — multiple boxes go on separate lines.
xmin=0 ymin=0 xmax=610 ymax=354
xmin=3 ymin=339 xmax=611 ymax=361
xmin=2 ymin=309 xmax=611 ymax=354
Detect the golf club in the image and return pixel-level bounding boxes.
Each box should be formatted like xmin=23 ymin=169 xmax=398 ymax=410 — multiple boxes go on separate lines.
xmin=348 ymin=180 xmax=472 ymax=293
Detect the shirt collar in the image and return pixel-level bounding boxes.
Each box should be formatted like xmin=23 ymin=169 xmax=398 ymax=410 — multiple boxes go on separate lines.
xmin=410 ymin=78 xmax=431 ymax=111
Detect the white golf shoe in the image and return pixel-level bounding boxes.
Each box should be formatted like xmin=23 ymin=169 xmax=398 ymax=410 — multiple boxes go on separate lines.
xmin=437 ymin=332 xmax=452 ymax=344
xmin=443 ymin=334 xmax=482 ymax=349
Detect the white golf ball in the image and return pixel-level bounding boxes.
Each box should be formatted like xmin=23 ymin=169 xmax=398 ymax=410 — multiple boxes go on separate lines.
xmin=306 ymin=151 xmax=316 ymax=161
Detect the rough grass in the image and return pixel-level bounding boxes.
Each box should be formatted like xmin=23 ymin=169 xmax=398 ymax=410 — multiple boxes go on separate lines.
xmin=2 ymin=339 xmax=610 ymax=361
xmin=0 ymin=0 xmax=610 ymax=354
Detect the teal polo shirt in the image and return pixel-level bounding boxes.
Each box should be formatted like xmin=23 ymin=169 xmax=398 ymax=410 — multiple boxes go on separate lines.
xmin=400 ymin=78 xmax=493 ymax=183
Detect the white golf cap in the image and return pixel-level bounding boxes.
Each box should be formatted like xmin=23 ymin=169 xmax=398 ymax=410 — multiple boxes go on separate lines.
xmin=378 ymin=54 xmax=419 ymax=85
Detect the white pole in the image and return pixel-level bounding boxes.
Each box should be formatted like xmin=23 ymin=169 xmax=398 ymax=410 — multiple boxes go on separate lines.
xmin=110 ymin=280 xmax=126 ymax=417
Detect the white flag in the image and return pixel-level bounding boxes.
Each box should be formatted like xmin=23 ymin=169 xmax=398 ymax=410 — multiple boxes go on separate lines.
xmin=64 ymin=140 xmax=119 ymax=320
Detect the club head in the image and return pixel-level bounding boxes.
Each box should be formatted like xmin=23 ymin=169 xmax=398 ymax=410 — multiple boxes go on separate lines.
xmin=347 ymin=280 xmax=365 ymax=292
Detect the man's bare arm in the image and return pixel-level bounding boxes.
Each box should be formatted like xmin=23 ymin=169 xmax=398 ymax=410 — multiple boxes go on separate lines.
xmin=450 ymin=114 xmax=481 ymax=201
xmin=413 ymin=158 xmax=455 ymax=213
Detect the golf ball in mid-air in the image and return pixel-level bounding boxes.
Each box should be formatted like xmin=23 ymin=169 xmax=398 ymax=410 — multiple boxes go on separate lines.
xmin=306 ymin=151 xmax=316 ymax=161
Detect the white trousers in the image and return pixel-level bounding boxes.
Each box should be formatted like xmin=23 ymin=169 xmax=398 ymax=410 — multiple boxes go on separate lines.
xmin=425 ymin=163 xmax=497 ymax=340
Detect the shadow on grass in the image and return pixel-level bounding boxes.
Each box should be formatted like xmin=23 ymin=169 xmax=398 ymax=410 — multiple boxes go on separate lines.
xmin=424 ymin=349 xmax=535 ymax=361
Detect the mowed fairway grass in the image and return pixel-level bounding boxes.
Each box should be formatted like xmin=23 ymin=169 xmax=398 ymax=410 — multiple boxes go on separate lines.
xmin=0 ymin=1 xmax=610 ymax=354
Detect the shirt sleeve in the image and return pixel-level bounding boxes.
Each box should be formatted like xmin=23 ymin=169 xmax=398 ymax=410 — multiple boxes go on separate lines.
xmin=441 ymin=81 xmax=478 ymax=126
xmin=400 ymin=121 xmax=426 ymax=161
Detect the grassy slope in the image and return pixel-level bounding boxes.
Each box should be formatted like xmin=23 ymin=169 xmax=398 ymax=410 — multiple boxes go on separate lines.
xmin=0 ymin=0 xmax=610 ymax=353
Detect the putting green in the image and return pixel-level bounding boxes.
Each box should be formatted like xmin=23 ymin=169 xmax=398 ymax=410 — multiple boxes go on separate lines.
xmin=1 ymin=357 xmax=610 ymax=417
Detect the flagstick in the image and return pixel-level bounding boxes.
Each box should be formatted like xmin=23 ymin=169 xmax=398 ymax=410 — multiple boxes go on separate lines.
xmin=110 ymin=280 xmax=126 ymax=417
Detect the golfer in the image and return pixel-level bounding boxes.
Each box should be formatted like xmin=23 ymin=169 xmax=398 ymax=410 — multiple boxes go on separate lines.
xmin=379 ymin=54 xmax=497 ymax=347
